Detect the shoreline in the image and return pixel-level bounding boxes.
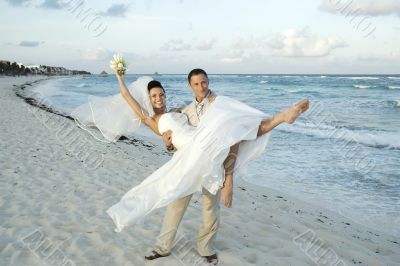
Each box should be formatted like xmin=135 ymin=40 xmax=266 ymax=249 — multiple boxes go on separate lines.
xmin=13 ymin=76 xmax=159 ymax=149
xmin=13 ymin=76 xmax=75 ymax=121
xmin=1 ymin=76 xmax=399 ymax=265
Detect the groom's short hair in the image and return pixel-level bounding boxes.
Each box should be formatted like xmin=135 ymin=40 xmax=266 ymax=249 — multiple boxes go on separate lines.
xmin=188 ymin=68 xmax=208 ymax=83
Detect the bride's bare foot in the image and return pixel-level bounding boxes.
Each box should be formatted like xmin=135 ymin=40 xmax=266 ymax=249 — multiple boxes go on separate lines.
xmin=283 ymin=99 xmax=310 ymax=124
xmin=221 ymin=180 xmax=233 ymax=208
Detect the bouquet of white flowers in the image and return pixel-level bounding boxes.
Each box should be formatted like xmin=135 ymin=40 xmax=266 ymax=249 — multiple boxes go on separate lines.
xmin=110 ymin=54 xmax=128 ymax=75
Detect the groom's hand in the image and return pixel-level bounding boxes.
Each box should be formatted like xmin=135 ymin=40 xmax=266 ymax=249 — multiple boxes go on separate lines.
xmin=221 ymin=176 xmax=233 ymax=208
xmin=162 ymin=130 xmax=175 ymax=151
xmin=162 ymin=130 xmax=172 ymax=145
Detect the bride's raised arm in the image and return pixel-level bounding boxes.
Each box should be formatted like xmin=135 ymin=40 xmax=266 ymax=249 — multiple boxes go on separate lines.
xmin=115 ymin=72 xmax=160 ymax=135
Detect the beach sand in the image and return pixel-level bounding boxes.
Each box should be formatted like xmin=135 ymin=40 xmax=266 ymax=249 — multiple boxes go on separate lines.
xmin=0 ymin=76 xmax=399 ymax=266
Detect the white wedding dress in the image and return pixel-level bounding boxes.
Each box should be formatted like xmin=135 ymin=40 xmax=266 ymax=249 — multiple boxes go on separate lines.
xmin=71 ymin=77 xmax=155 ymax=143
xmin=107 ymin=95 xmax=271 ymax=232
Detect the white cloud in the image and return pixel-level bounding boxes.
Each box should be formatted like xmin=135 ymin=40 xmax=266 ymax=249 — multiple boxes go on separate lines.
xmin=231 ymin=36 xmax=261 ymax=50
xmin=220 ymin=48 xmax=246 ymax=64
xmin=5 ymin=0 xmax=30 ymax=7
xmin=220 ymin=57 xmax=244 ymax=64
xmin=195 ymin=38 xmax=216 ymax=51
xmin=389 ymin=51 xmax=400 ymax=58
xmin=358 ymin=50 xmax=400 ymax=62
xmin=40 ymin=0 xmax=62 ymax=9
xmin=268 ymin=28 xmax=347 ymax=57
xmin=82 ymin=48 xmax=112 ymax=61
xmin=160 ymin=39 xmax=191 ymax=51
xmin=19 ymin=41 xmax=44 ymax=47
xmin=319 ymin=0 xmax=400 ymax=16
xmin=160 ymin=38 xmax=217 ymax=52
xmin=219 ymin=36 xmax=267 ymax=64
xmin=100 ymin=4 xmax=130 ymax=17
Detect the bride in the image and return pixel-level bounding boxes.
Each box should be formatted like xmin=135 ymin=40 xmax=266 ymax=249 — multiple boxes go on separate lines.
xmin=72 ymin=69 xmax=309 ymax=232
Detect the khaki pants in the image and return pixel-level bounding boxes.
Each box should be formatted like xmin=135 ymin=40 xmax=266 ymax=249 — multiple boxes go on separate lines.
xmin=154 ymin=187 xmax=220 ymax=256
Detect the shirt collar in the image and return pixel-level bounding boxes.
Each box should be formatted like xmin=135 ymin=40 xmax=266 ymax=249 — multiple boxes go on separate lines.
xmin=196 ymin=90 xmax=211 ymax=105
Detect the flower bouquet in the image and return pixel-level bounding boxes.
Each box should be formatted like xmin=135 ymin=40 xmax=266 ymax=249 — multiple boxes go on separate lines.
xmin=110 ymin=54 xmax=128 ymax=75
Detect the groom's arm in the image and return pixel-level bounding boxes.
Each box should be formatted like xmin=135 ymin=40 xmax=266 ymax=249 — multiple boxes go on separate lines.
xmin=221 ymin=143 xmax=240 ymax=208
xmin=223 ymin=143 xmax=240 ymax=179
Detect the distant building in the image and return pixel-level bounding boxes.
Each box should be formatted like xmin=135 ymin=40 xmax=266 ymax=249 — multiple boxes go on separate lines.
xmin=1 ymin=60 xmax=91 ymax=76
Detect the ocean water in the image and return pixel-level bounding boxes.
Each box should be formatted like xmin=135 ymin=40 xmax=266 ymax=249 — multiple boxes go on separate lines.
xmin=30 ymin=74 xmax=400 ymax=237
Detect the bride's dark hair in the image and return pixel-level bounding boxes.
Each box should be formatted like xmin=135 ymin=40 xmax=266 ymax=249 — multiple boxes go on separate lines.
xmin=147 ymin=80 xmax=165 ymax=93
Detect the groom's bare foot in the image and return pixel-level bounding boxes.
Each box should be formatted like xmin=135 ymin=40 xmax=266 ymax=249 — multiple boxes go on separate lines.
xmin=221 ymin=181 xmax=233 ymax=208
xmin=283 ymin=99 xmax=310 ymax=124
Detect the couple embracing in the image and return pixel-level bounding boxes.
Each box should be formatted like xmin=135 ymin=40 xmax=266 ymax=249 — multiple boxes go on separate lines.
xmin=73 ymin=68 xmax=309 ymax=265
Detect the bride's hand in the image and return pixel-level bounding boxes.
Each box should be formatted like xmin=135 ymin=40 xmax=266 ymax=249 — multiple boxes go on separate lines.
xmin=115 ymin=69 xmax=125 ymax=78
xmin=208 ymin=93 xmax=216 ymax=103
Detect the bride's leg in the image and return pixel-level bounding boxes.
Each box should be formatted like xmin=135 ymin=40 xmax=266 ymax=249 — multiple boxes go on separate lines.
xmin=257 ymin=99 xmax=309 ymax=136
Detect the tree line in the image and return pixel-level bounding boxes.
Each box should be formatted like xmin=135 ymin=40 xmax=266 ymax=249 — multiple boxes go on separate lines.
xmin=0 ymin=60 xmax=91 ymax=76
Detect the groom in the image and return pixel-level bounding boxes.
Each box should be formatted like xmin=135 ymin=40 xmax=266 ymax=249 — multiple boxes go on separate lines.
xmin=145 ymin=69 xmax=238 ymax=264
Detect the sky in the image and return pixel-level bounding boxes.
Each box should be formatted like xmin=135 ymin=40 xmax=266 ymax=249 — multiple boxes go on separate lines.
xmin=1 ymin=0 xmax=399 ymax=74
